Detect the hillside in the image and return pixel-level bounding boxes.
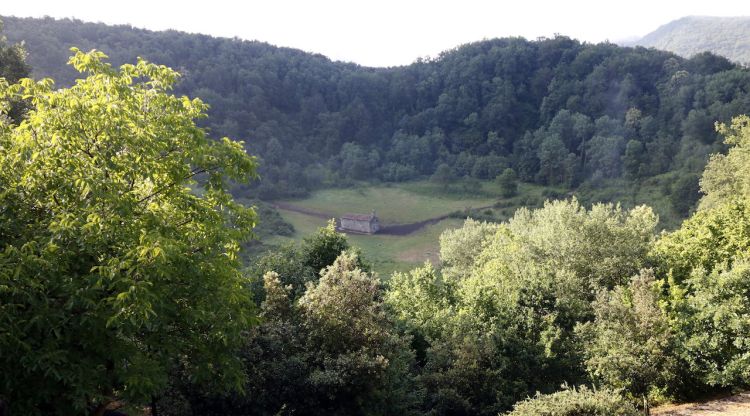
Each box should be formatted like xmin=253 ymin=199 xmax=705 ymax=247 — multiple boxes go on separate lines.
xmin=3 ymin=16 xmax=750 ymax=219
xmin=4 ymin=15 xmax=750 ymax=416
xmin=634 ymin=16 xmax=750 ymax=64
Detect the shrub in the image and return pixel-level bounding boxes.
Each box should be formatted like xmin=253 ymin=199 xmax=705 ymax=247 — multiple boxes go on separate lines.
xmin=506 ymin=386 xmax=639 ymax=416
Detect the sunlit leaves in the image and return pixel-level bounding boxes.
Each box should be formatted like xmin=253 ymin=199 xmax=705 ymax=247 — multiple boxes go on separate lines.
xmin=0 ymin=49 xmax=258 ymax=413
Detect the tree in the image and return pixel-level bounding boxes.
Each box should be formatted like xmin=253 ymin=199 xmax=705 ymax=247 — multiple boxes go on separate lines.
xmin=507 ymin=386 xmax=639 ymax=416
xmin=198 ymin=251 xmax=418 ymax=416
xmin=0 ymin=49 xmax=258 ymax=415
xmin=386 ymin=201 xmax=657 ymax=415
xmin=623 ymin=139 xmax=645 ymax=179
xmin=496 ymin=167 xmax=518 ymax=198
xmin=431 ymin=163 xmax=457 ymax=189
xmin=576 ymin=270 xmax=677 ymax=414
xmin=671 ymin=261 xmax=750 ymax=388
xmin=670 ymin=173 xmax=701 ymax=216
xmin=0 ymin=21 xmax=31 ymax=122
xmin=699 ymin=115 xmax=750 ymax=209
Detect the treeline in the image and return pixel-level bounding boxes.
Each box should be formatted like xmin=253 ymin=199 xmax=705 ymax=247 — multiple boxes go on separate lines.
xmin=4 ymin=16 xmax=750 ymax=204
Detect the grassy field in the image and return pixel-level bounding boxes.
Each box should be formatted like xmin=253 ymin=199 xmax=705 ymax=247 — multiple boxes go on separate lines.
xmin=267 ymin=209 xmax=464 ymax=277
xmin=256 ymin=177 xmax=686 ymax=277
xmin=268 ymin=180 xmax=563 ymax=276
xmin=276 ymin=183 xmax=497 ymax=225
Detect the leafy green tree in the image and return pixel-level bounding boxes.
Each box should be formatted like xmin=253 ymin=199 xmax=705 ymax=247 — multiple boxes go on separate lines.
xmin=301 ymin=219 xmax=352 ymax=274
xmin=437 ymin=219 xmax=501 ymax=281
xmin=670 ymin=173 xmax=701 ymax=216
xmin=496 ymin=167 xmax=519 ymax=198
xmin=587 ymin=135 xmax=626 ymax=178
xmin=430 ymin=163 xmax=457 ymax=189
xmin=0 ymin=21 xmax=30 ymax=122
xmin=670 ymin=261 xmax=750 ymax=388
xmin=0 ymin=49 xmax=258 ymax=415
xmin=699 ymin=115 xmax=750 ymax=209
xmin=536 ymin=135 xmax=569 ymax=185
xmin=246 ymin=220 xmax=352 ymax=300
xmin=577 ymin=270 xmax=677 ymax=413
xmin=651 ymin=199 xmax=750 ymax=283
xmin=386 ymin=200 xmax=657 ymax=415
xmin=298 ymin=251 xmax=418 ymax=415
xmin=623 ymin=139 xmax=645 ymax=179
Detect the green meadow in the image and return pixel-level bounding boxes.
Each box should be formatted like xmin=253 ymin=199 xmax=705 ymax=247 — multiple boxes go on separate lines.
xmin=259 ymin=177 xmax=684 ymax=276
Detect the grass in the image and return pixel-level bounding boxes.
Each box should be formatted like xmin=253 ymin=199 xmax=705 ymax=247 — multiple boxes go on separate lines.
xmin=268 ymin=209 xmax=464 ymax=277
xmin=277 ymin=182 xmax=498 ymax=225
xmin=256 ymin=177 xmax=687 ymax=277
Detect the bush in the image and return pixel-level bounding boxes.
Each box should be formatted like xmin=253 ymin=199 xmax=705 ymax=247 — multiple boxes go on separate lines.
xmin=506 ymin=386 xmax=639 ymax=416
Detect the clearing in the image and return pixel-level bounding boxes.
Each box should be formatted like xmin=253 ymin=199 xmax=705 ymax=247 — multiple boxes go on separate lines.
xmin=263 ymin=177 xmax=685 ymax=276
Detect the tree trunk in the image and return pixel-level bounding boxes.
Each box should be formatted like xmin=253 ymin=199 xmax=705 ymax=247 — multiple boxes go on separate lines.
xmin=643 ymin=394 xmax=650 ymax=416
xmin=151 ymin=396 xmax=160 ymax=416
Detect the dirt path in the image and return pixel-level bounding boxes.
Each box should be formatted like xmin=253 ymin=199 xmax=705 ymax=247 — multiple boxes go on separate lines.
xmin=271 ymin=202 xmax=493 ymax=236
xmin=653 ymin=392 xmax=750 ymax=416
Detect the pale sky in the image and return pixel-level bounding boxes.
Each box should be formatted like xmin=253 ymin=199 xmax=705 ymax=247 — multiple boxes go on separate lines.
xmin=3 ymin=0 xmax=750 ymax=67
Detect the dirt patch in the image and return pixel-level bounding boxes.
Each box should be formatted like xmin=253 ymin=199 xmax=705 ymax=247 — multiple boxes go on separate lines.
xmin=653 ymin=392 xmax=750 ymax=416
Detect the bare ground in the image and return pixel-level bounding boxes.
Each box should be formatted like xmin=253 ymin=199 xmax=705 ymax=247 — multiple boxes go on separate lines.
xmin=653 ymin=392 xmax=750 ymax=416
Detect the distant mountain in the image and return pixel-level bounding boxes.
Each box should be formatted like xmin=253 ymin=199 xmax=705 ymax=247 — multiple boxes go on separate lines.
xmin=632 ymin=16 xmax=750 ymax=64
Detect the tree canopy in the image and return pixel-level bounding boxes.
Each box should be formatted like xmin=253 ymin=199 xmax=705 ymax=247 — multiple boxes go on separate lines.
xmin=0 ymin=49 xmax=258 ymax=414
xmin=4 ymin=15 xmax=750 ymax=209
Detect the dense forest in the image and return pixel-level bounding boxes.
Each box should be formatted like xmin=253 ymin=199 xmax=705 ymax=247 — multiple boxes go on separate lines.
xmin=633 ymin=16 xmax=750 ymax=65
xmin=4 ymin=16 xmax=750 ymax=212
xmin=2 ymin=16 xmax=750 ymax=416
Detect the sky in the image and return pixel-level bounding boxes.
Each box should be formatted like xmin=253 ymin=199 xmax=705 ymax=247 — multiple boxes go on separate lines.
xmin=3 ymin=0 xmax=750 ymax=67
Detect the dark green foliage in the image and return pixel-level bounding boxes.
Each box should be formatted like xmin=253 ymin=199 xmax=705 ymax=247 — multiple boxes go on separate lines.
xmin=496 ymin=168 xmax=518 ymax=198
xmin=244 ymin=200 xmax=294 ymax=238
xmin=669 ymin=173 xmax=701 ymax=216
xmin=0 ymin=21 xmax=30 ymax=122
xmin=182 ymin=252 xmax=420 ymax=416
xmin=506 ymin=386 xmax=639 ymax=416
xmin=431 ymin=163 xmax=457 ymax=188
xmin=623 ymin=139 xmax=645 ymax=179
xmin=4 ymin=16 xmax=750 ymax=210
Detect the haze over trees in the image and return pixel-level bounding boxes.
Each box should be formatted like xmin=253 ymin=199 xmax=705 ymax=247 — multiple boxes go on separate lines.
xmin=631 ymin=16 xmax=750 ymax=65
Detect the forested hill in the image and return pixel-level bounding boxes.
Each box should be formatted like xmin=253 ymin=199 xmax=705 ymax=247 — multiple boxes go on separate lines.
xmin=4 ymin=15 xmax=750 ymax=207
xmin=633 ymin=16 xmax=750 ymax=64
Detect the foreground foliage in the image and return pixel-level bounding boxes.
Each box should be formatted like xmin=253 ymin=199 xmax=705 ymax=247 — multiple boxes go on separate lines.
xmin=177 ymin=250 xmax=419 ymax=416
xmin=387 ymin=200 xmax=657 ymax=415
xmin=0 ymin=50 xmax=258 ymax=414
